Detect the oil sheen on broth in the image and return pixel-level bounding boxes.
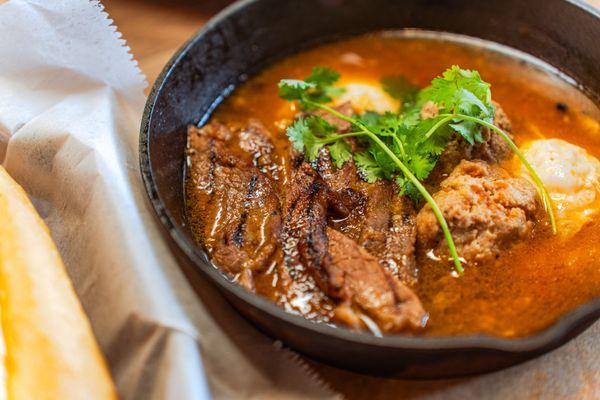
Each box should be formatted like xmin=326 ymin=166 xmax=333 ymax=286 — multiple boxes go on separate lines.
xmin=187 ymin=33 xmax=600 ymax=337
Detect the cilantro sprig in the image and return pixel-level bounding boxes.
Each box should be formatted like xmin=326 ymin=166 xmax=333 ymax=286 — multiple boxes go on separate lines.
xmin=279 ymin=66 xmax=345 ymax=109
xmin=278 ymin=66 xmax=556 ymax=274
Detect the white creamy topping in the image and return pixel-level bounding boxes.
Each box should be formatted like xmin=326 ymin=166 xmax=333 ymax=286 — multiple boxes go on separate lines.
xmin=522 ymin=138 xmax=600 ymax=235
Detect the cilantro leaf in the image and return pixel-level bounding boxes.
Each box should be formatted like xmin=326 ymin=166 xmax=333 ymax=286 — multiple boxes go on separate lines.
xmin=306 ymin=66 xmax=340 ymax=87
xmin=396 ymin=176 xmax=420 ymax=202
xmin=358 ymin=111 xmax=402 ymax=137
xmin=285 ymin=117 xmax=318 ymax=158
xmin=278 ymin=66 xmax=343 ymax=110
xmin=380 ymin=75 xmax=420 ymax=108
xmin=420 ymin=65 xmax=492 ymax=113
xmin=354 ymin=151 xmax=385 ymax=183
xmin=278 ymin=79 xmax=316 ymax=101
xmin=449 ymin=119 xmax=482 ymax=145
xmin=408 ymin=153 xmax=436 ymax=180
xmin=286 ymin=115 xmax=353 ymax=167
xmin=417 ymin=65 xmax=494 ymax=145
xmin=328 ymin=140 xmax=352 ymax=168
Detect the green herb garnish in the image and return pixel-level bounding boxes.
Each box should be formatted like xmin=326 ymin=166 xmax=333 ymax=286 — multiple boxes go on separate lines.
xmin=380 ymin=75 xmax=420 ymax=109
xmin=278 ymin=65 xmax=556 ymax=274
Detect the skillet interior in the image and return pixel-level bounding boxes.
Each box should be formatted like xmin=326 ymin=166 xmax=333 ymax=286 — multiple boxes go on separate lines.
xmin=140 ymin=0 xmax=600 ymax=378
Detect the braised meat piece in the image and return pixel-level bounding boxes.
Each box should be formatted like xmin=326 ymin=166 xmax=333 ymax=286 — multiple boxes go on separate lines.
xmin=186 ymin=124 xmax=282 ymax=290
xmin=192 ymin=121 xmax=232 ymax=141
xmin=417 ymin=160 xmax=538 ymax=264
xmin=281 ymin=164 xmax=424 ymax=331
xmin=427 ymin=102 xmax=514 ymax=187
xmin=316 ymin=150 xmax=418 ymax=283
xmin=327 ymin=229 xmax=426 ymax=333
xmin=278 ymin=164 xmax=338 ymax=318
xmin=238 ymin=118 xmax=280 ymax=180
xmin=383 ymin=196 xmax=418 ymax=284
xmin=355 ymin=183 xmax=418 ymax=284
xmin=282 ymin=164 xmax=332 ymax=289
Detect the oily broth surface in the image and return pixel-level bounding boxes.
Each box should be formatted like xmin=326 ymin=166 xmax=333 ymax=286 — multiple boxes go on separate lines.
xmin=197 ymin=34 xmax=600 ymax=337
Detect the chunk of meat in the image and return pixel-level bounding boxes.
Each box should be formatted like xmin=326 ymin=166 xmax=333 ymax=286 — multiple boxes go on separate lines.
xmin=417 ymin=160 xmax=538 ymax=264
xmin=238 ymin=118 xmax=280 ymax=180
xmin=280 ymin=165 xmax=425 ymax=332
xmin=314 ymin=148 xmax=363 ymax=216
xmin=316 ymin=150 xmax=418 ymax=283
xmin=192 ymin=121 xmax=232 ymax=141
xmin=475 ymin=101 xmax=513 ymax=161
xmin=420 ymin=100 xmax=439 ymax=119
xmin=383 ymin=196 xmax=418 ymax=284
xmin=282 ymin=164 xmax=332 ymax=288
xmin=186 ymin=124 xmax=282 ymax=290
xmin=358 ymin=182 xmax=395 ymax=255
xmin=427 ymin=102 xmax=513 ymax=187
xmin=279 ymin=164 xmax=337 ymax=318
xmin=327 ymin=229 xmax=426 ymax=333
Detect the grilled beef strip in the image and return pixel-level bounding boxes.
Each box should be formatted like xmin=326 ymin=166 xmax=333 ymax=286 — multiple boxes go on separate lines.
xmin=278 ymin=163 xmax=337 ymax=318
xmin=327 ymin=228 xmax=426 ymax=332
xmin=384 ymin=196 xmax=418 ymax=284
xmin=281 ymin=163 xmax=425 ymax=332
xmin=187 ymin=123 xmax=282 ymax=291
xmin=315 ymin=149 xmax=419 ymax=283
xmin=238 ymin=118 xmax=281 ymax=181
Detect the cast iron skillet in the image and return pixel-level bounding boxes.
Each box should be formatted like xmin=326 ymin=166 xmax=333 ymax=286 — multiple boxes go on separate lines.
xmin=140 ymin=0 xmax=600 ymax=378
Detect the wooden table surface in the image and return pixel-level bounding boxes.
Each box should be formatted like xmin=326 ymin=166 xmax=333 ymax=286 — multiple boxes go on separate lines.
xmin=103 ymin=1 xmax=600 ymax=399
xmin=103 ymin=0 xmax=234 ymax=88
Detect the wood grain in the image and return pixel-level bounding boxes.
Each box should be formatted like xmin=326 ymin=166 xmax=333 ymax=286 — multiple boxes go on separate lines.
xmin=103 ymin=0 xmax=233 ymax=87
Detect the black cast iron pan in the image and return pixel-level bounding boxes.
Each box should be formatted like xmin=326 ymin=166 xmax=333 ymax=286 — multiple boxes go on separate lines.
xmin=139 ymin=0 xmax=600 ymax=378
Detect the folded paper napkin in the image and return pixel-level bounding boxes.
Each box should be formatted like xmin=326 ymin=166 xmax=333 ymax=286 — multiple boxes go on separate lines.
xmin=0 ymin=1 xmax=340 ymax=399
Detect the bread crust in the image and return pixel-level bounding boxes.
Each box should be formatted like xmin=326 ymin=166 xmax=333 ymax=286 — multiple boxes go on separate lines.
xmin=0 ymin=167 xmax=117 ymax=399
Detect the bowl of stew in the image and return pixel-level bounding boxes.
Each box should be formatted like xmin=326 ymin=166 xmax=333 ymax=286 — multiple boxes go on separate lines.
xmin=140 ymin=0 xmax=600 ymax=378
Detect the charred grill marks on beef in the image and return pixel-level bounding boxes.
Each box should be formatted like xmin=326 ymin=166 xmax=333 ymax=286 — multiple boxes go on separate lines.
xmin=186 ymin=123 xmax=282 ymax=291
xmin=282 ymin=165 xmax=332 ymax=290
xmin=279 ymin=163 xmax=425 ymax=332
xmin=327 ymin=228 xmax=426 ymax=332
xmin=315 ymin=148 xmax=419 ymax=283
xmin=238 ymin=119 xmax=280 ymax=180
xmin=383 ymin=196 xmax=418 ymax=284
xmin=232 ymin=173 xmax=259 ymax=247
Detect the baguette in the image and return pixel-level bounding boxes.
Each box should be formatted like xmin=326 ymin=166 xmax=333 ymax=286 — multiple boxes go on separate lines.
xmin=0 ymin=166 xmax=117 ymax=399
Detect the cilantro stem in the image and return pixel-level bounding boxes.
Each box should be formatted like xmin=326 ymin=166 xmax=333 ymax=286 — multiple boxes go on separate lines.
xmin=319 ymin=130 xmax=367 ymax=145
xmin=311 ymin=103 xmax=361 ymax=126
xmin=440 ymin=113 xmax=557 ymax=234
xmin=424 ymin=115 xmax=454 ymax=139
xmin=363 ymin=131 xmax=464 ymax=274
xmin=392 ymin=135 xmax=406 ymax=158
xmin=308 ymin=101 xmax=464 ymax=274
